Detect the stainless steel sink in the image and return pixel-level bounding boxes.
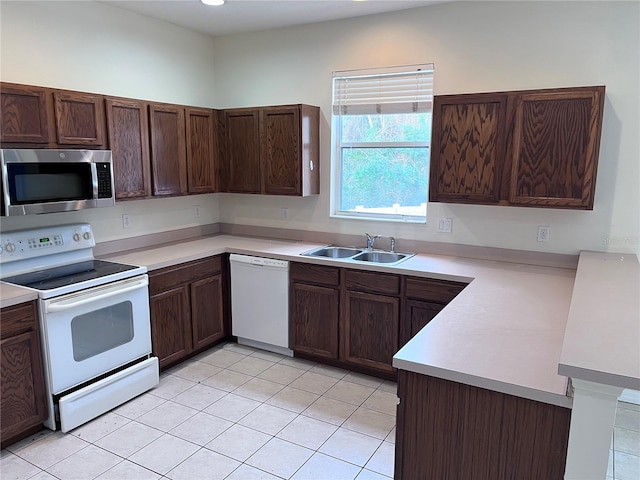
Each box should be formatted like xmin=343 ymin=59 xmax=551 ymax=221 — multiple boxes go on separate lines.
xmin=301 ymin=245 xmax=414 ymax=265
xmin=351 ymin=251 xmax=414 ymax=264
xmin=303 ymin=246 xmax=364 ymax=258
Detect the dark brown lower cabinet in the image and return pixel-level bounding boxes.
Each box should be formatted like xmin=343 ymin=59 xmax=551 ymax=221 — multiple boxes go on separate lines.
xmin=149 ymin=285 xmax=192 ymax=369
xmin=290 ymin=282 xmax=340 ymax=359
xmin=342 ymin=269 xmax=401 ymax=374
xmin=401 ymin=299 xmax=442 ymax=347
xmin=191 ymin=275 xmax=225 ymax=351
xmin=395 ymin=371 xmax=571 ymax=480
xmin=0 ymin=301 xmax=47 ymax=448
xmin=343 ymin=290 xmax=399 ymax=373
xmin=400 ymin=276 xmax=466 ymax=347
xmin=149 ymin=255 xmax=226 ymax=370
xmin=290 ymin=263 xmax=469 ymax=378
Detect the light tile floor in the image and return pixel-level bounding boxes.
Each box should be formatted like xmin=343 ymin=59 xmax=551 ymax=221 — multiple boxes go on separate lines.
xmin=1 ymin=342 xmax=396 ymax=480
xmin=609 ymin=400 xmax=640 ymax=480
xmin=1 ymin=341 xmax=638 ymax=480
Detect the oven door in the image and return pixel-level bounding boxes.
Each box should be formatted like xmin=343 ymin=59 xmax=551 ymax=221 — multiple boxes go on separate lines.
xmin=41 ymin=274 xmax=151 ymax=394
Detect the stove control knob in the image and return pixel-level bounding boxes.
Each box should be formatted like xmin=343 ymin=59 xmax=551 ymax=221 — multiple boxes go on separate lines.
xmin=73 ymin=233 xmax=81 ymax=242
xmin=83 ymin=232 xmax=91 ymax=241
xmin=5 ymin=242 xmax=15 ymax=253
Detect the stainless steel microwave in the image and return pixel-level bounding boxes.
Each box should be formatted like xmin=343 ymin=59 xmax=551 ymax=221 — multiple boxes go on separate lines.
xmin=1 ymin=149 xmax=115 ymax=216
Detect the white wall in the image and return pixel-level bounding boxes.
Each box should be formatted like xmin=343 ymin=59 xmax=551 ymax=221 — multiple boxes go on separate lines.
xmin=212 ymin=1 xmax=640 ymax=256
xmin=1 ymin=1 xmax=638 ymax=256
xmin=0 ymin=1 xmax=220 ymax=242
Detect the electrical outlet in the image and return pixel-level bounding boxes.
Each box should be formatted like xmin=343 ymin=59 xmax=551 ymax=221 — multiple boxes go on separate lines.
xmin=281 ymin=207 xmax=289 ymax=220
xmin=122 ymin=214 xmax=131 ymax=229
xmin=194 ymin=205 xmax=201 ymax=218
xmin=437 ymin=217 xmax=453 ymax=233
xmin=537 ymin=225 xmax=550 ymax=242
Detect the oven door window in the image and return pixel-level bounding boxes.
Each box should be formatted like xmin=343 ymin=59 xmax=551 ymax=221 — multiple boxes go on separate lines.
xmin=70 ymin=301 xmax=135 ymax=361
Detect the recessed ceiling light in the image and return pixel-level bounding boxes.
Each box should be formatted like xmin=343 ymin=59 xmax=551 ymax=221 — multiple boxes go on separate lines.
xmin=201 ymin=0 xmax=225 ymax=6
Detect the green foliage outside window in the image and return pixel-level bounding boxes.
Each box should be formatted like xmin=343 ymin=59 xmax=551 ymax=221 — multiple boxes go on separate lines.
xmin=338 ymin=113 xmax=431 ymax=213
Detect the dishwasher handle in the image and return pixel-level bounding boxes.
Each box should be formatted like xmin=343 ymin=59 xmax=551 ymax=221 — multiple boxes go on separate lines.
xmin=229 ymin=254 xmax=288 ymax=269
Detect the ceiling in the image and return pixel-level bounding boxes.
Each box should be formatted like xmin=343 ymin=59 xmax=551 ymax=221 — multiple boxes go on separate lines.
xmin=101 ymin=0 xmax=448 ymax=38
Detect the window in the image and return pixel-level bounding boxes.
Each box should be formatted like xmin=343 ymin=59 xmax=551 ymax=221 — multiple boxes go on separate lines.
xmin=331 ymin=64 xmax=434 ymax=222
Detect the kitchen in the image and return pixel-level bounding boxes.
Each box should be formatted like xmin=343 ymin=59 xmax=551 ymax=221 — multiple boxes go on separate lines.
xmin=1 ymin=1 xmax=639 ymax=479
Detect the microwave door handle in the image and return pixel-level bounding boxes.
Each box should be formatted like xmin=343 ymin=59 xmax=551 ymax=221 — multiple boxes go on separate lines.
xmin=91 ymin=163 xmax=99 ymax=199
xmin=46 ymin=278 xmax=148 ymax=313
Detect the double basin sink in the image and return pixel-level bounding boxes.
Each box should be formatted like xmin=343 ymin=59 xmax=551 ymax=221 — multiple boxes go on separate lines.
xmin=301 ymin=245 xmax=414 ymax=265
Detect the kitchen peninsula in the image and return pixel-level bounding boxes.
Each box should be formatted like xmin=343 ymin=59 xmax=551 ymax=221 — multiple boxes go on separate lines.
xmin=1 ymin=230 xmax=638 ymax=478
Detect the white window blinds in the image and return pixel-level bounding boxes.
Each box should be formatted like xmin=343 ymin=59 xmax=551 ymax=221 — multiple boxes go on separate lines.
xmin=332 ymin=64 xmax=434 ymax=115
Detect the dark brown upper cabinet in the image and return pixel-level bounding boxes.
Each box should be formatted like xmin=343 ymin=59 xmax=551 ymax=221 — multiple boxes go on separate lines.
xmin=53 ymin=91 xmax=106 ymax=147
xmin=429 ymin=86 xmax=605 ymax=210
xmin=186 ymin=107 xmax=217 ymax=194
xmin=429 ymin=93 xmax=508 ymax=205
xmin=220 ymin=104 xmax=319 ymax=196
xmin=106 ymin=98 xmax=152 ymax=200
xmin=221 ymin=108 xmax=261 ymax=193
xmin=0 ymin=83 xmax=52 ymax=144
xmin=1 ymin=83 xmax=107 ymax=148
xmin=508 ymin=89 xmax=604 ymax=209
xmin=149 ymin=103 xmax=187 ymax=196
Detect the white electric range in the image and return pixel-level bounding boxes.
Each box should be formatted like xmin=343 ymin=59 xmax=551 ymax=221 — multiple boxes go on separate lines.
xmin=0 ymin=223 xmax=159 ymax=432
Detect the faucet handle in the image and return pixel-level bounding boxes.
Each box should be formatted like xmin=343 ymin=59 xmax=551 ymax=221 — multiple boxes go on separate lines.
xmin=389 ymin=236 xmax=396 ymax=253
xmin=365 ymin=232 xmax=381 ymax=249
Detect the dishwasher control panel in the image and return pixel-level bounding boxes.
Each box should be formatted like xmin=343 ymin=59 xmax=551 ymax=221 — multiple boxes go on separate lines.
xmin=229 ymin=254 xmax=288 ymax=269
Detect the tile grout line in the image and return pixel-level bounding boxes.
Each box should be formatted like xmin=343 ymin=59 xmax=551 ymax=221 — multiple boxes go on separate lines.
xmin=5 ymin=342 xmax=398 ymax=480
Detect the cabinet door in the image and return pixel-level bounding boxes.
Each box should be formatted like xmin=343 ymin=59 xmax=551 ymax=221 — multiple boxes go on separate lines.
xmin=400 ymin=300 xmax=443 ymax=348
xmin=150 ymin=285 xmax=192 ymax=369
xmin=186 ymin=107 xmax=217 ymax=194
xmin=222 ymin=109 xmax=260 ymax=193
xmin=106 ymin=98 xmax=151 ymax=199
xmin=429 ymin=94 xmax=507 ymax=204
xmin=1 ymin=83 xmax=52 ymax=144
xmin=191 ymin=274 xmax=225 ymax=351
xmin=261 ymin=106 xmax=300 ymax=195
xmin=149 ymin=104 xmax=187 ymax=196
xmin=290 ymin=283 xmax=340 ymax=359
xmin=343 ymin=290 xmax=399 ymax=373
xmin=53 ymin=91 xmax=106 ymax=146
xmin=509 ymin=87 xmax=604 ymax=209
xmin=0 ymin=330 xmax=47 ymax=445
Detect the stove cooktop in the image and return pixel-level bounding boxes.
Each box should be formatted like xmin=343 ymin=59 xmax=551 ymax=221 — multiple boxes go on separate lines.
xmin=2 ymin=259 xmax=139 ymax=291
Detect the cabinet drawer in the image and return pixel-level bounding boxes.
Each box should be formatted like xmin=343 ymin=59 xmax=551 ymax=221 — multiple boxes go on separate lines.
xmin=150 ymin=256 xmax=221 ymax=294
xmin=290 ymin=262 xmax=340 ymax=286
xmin=345 ymin=270 xmax=400 ymax=296
xmin=0 ymin=301 xmax=38 ymax=337
xmin=405 ymin=277 xmax=466 ymax=304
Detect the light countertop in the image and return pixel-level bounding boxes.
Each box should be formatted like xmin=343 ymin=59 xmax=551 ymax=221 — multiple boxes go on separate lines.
xmin=0 ymin=282 xmax=38 ymax=308
xmin=559 ymin=251 xmax=640 ymax=390
xmin=101 ymin=234 xmax=576 ymax=407
xmin=3 ymin=233 xmax=634 ymax=410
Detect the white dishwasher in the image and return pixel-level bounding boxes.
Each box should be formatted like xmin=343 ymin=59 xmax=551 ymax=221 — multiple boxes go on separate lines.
xmin=229 ymin=254 xmax=292 ymax=356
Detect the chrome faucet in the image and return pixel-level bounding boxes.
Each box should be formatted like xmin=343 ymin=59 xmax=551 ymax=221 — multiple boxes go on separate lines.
xmin=365 ymin=232 xmax=381 ymax=250
xmin=389 ymin=236 xmax=396 ymax=253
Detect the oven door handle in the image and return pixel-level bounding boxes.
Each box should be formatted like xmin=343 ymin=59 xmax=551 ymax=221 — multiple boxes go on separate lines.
xmin=45 ymin=277 xmax=148 ymax=313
